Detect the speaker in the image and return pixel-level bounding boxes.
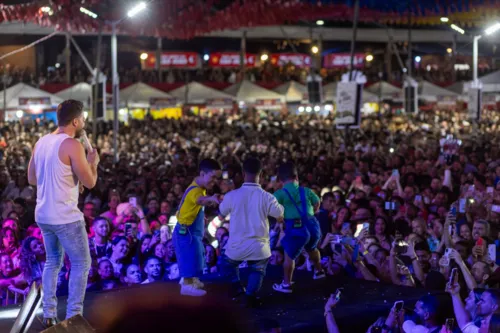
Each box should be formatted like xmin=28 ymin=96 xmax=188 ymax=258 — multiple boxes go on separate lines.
xmin=41 ymin=315 xmax=95 ymax=333
xmin=307 ymin=81 xmax=322 ymax=104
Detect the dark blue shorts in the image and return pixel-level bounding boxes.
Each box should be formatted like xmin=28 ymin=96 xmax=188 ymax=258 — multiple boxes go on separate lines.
xmin=281 ymin=216 xmax=322 ymax=260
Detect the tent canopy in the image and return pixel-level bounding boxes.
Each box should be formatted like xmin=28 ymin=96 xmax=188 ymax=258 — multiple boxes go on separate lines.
xmin=366 ymin=81 xmax=403 ymax=100
xmin=323 ymin=82 xmax=378 ymax=103
xmin=273 ymin=81 xmax=307 ymax=103
xmin=0 ymin=83 xmax=63 ymax=111
xmin=225 ymin=80 xmax=285 ymax=103
xmin=55 ymin=82 xmax=92 ymax=107
xmin=479 ymin=70 xmax=500 ymax=92
xmin=419 ymin=81 xmax=458 ymax=101
xmin=120 ymin=82 xmax=172 ymax=108
xmin=169 ymin=82 xmax=234 ymax=104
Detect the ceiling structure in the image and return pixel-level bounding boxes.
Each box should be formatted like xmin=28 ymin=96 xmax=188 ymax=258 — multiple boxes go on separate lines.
xmin=0 ymin=0 xmax=497 ymax=40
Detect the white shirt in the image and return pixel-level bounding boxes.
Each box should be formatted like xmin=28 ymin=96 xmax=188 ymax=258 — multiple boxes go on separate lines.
xmin=461 ymin=322 xmax=480 ymax=333
xmin=34 ymin=133 xmax=83 ymax=225
xmin=402 ymin=321 xmax=429 ymax=333
xmin=219 ymin=183 xmax=284 ymax=261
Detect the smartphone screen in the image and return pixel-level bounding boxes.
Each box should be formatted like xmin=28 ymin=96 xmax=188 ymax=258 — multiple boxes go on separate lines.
xmin=354 ymin=224 xmax=364 ymax=238
xmin=270 ymin=176 xmax=277 ymax=182
xmin=492 ymin=205 xmax=500 ymax=214
xmin=129 ymin=197 xmax=137 ymax=208
xmin=414 ymin=195 xmax=422 ymax=202
xmin=488 ymin=244 xmax=496 ymax=262
xmin=487 ymin=187 xmax=494 ymax=194
xmin=222 ymin=171 xmax=229 ymax=180
xmin=335 ymin=288 xmax=343 ymax=301
xmin=449 ymin=268 xmax=457 ymax=285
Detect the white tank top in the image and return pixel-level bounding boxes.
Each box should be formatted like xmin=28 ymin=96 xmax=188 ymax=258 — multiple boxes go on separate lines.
xmin=34 ymin=133 xmax=84 ymax=225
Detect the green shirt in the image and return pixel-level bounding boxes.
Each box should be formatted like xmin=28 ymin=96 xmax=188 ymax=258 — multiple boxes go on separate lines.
xmin=273 ymin=182 xmax=320 ymax=220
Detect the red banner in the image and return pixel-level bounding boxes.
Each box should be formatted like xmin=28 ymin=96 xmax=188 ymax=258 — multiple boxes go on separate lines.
xmin=142 ymin=52 xmax=199 ymax=69
xmin=209 ymin=53 xmax=256 ymax=67
xmin=323 ymin=53 xmax=365 ymax=68
xmin=270 ymin=54 xmax=311 ymax=68
xmin=19 ymin=97 xmax=51 ymax=105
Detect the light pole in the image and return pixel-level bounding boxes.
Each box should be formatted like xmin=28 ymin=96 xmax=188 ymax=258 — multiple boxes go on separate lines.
xmin=472 ymin=35 xmax=481 ymax=82
xmin=109 ymin=2 xmax=147 ymax=163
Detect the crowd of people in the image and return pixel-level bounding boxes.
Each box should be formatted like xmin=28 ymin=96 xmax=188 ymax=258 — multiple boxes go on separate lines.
xmin=1 ymin=106 xmax=500 ymax=332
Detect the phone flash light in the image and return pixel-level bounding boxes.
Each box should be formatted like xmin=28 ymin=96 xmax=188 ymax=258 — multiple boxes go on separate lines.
xmin=389 ymin=148 xmax=395 ymax=153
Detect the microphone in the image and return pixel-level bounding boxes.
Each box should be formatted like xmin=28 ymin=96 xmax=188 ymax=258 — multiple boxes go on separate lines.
xmin=81 ymin=130 xmax=92 ymax=151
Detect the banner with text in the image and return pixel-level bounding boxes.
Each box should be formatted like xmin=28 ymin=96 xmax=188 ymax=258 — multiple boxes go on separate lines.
xmin=324 ymin=53 xmax=365 ymax=68
xmin=209 ymin=53 xmax=256 ymax=67
xmin=19 ymin=97 xmax=51 ymax=106
xmin=150 ymin=97 xmax=178 ymax=108
xmin=255 ymin=99 xmax=283 ymax=110
xmin=142 ymin=52 xmax=200 ymax=69
xmin=335 ymin=82 xmax=361 ymax=126
xmin=270 ymin=54 xmax=311 ymax=68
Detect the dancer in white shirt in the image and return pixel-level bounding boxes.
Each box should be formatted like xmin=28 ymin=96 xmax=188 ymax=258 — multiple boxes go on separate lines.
xmin=219 ymin=157 xmax=284 ymax=307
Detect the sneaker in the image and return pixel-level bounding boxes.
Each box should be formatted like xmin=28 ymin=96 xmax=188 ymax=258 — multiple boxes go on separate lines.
xmin=272 ymin=282 xmax=293 ymax=294
xmin=193 ymin=277 xmax=205 ymax=289
xmin=313 ymin=270 xmax=326 ymax=280
xmin=181 ymin=284 xmax=207 ymax=297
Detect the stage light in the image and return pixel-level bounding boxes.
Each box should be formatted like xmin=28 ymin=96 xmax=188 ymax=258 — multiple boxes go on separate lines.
xmin=55 ymin=63 xmax=60 ymax=68
xmin=314 ymin=105 xmax=321 ymax=112
xmin=127 ymin=2 xmax=146 ymax=18
xmin=403 ymin=68 xmax=407 ymax=73
xmin=140 ymin=53 xmax=148 ymax=60
xmin=40 ymin=6 xmax=53 ymax=15
xmin=366 ymin=54 xmax=374 ymax=62
xmin=306 ymin=106 xmax=312 ymax=113
xmin=447 ymin=48 xmax=453 ymax=54
xmin=238 ymin=101 xmax=245 ymax=107
xmin=260 ymin=54 xmax=269 ymax=62
xmin=325 ymin=104 xmax=333 ymax=111
xmin=485 ymin=22 xmax=500 ymax=36
xmin=298 ymin=106 xmax=305 ymax=113
xmin=440 ymin=17 xmax=449 ymax=23
xmin=415 ymin=56 xmax=421 ymax=63
xmin=316 ymin=20 xmax=324 ymax=26
xmin=451 ymin=24 xmax=465 ymax=35
xmin=119 ymin=109 xmax=127 ymax=115
xmin=203 ymin=54 xmax=210 ymax=61
xmin=311 ymin=46 xmax=319 ymax=54
xmin=16 ymin=111 xmax=23 ymax=118
xmin=80 ymin=7 xmax=98 ymax=19
xmin=389 ymin=148 xmax=395 ymax=153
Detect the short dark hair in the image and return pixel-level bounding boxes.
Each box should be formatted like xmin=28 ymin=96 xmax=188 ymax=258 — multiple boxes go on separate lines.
xmin=485 ymin=289 xmax=500 ymax=305
xmin=278 ymin=161 xmax=297 ymax=181
xmin=144 ymin=256 xmax=162 ymax=267
xmin=322 ymin=192 xmax=335 ymax=201
xmin=57 ymin=100 xmax=84 ymax=126
xmin=198 ymin=159 xmax=221 ymax=174
xmin=419 ymin=295 xmax=439 ymax=315
xmin=243 ymin=157 xmax=262 ymax=175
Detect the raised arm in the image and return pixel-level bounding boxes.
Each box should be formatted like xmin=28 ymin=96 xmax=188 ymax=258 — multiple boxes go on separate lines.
xmin=66 ymin=139 xmax=99 ymax=189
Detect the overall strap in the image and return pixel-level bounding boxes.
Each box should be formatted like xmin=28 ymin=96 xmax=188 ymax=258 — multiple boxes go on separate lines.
xmin=283 ymin=188 xmax=306 ymax=219
xmin=299 ymin=187 xmax=309 ymax=217
xmin=176 ymin=185 xmax=198 ymax=213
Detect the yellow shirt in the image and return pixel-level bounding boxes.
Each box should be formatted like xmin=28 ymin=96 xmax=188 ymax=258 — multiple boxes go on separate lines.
xmin=176 ymin=182 xmax=206 ymax=226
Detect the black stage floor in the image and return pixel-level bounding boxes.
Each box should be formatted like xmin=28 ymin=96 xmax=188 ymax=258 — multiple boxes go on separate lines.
xmin=0 ymin=266 xmax=433 ymax=333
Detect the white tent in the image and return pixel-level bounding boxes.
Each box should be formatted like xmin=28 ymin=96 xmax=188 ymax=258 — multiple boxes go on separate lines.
xmin=119 ymin=82 xmax=172 ymax=108
xmin=273 ymin=81 xmax=307 ymax=103
xmin=0 ymin=83 xmax=63 ymax=110
xmin=224 ymin=80 xmax=285 ymax=103
xmin=323 ymin=82 xmax=338 ymax=102
xmin=366 ymin=81 xmax=403 ymax=101
xmin=419 ymin=81 xmax=459 ymax=102
xmin=169 ymin=82 xmax=234 ymax=104
xmin=56 ymin=82 xmax=92 ymax=108
xmin=323 ymin=81 xmax=378 ymax=103
xmin=479 ymin=70 xmax=500 ymax=92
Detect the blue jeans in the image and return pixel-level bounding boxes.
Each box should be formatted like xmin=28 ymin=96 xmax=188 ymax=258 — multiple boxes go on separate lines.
xmin=222 ymin=255 xmax=269 ymax=296
xmin=38 ymin=221 xmax=91 ymax=319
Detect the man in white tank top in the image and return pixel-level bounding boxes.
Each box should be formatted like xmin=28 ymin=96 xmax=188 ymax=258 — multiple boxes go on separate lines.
xmin=27 ymin=100 xmax=99 ymax=328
